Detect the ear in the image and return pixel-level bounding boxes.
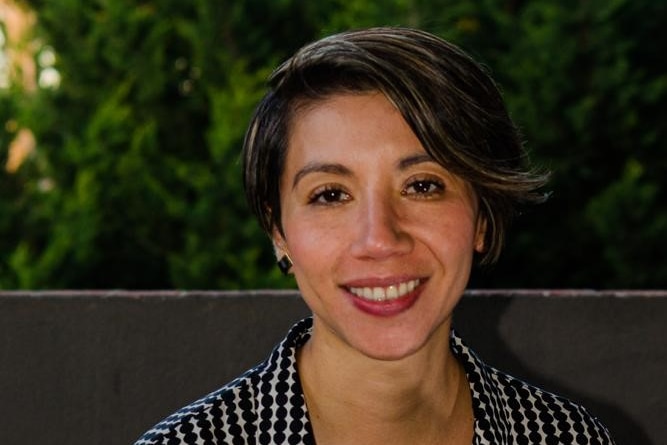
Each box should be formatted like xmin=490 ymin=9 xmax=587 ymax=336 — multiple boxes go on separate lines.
xmin=474 ymin=215 xmax=487 ymax=253
xmin=271 ymin=227 xmax=294 ymax=275
xmin=271 ymin=226 xmax=288 ymax=259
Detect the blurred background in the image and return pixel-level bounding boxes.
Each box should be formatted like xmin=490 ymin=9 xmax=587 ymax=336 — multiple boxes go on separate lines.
xmin=1 ymin=0 xmax=665 ymax=290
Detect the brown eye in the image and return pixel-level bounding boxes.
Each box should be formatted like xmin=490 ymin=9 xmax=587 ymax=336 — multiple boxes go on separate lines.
xmin=403 ymin=179 xmax=445 ymax=197
xmin=309 ymin=187 xmax=351 ymax=205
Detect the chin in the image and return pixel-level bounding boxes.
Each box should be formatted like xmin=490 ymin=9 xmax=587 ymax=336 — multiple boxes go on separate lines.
xmin=348 ymin=330 xmax=435 ymax=362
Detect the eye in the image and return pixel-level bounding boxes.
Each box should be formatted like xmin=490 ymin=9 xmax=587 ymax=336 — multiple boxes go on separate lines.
xmin=402 ymin=177 xmax=445 ymax=198
xmin=308 ymin=186 xmax=352 ymax=205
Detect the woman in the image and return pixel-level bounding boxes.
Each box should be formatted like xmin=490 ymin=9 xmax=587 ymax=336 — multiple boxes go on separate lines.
xmin=136 ymin=27 xmax=615 ymax=444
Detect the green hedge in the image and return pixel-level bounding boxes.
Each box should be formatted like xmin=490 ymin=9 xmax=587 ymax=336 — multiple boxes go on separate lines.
xmin=1 ymin=0 xmax=665 ymax=289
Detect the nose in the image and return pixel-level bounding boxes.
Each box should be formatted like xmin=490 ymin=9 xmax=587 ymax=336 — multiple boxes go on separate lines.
xmin=349 ymin=195 xmax=413 ymax=260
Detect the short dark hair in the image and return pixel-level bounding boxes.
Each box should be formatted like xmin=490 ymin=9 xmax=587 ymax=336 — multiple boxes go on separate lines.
xmin=243 ymin=26 xmax=548 ymax=265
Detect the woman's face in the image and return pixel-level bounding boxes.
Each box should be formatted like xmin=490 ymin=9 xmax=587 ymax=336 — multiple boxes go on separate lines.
xmin=276 ymin=93 xmax=485 ymax=361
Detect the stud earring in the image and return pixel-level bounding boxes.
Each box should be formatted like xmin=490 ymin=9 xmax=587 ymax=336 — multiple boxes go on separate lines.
xmin=277 ymin=254 xmax=293 ymax=275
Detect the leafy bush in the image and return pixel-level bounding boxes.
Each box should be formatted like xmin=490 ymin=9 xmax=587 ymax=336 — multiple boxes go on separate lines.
xmin=1 ymin=0 xmax=665 ymax=289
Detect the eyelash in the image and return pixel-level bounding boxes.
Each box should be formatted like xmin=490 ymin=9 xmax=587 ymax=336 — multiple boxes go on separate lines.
xmin=306 ymin=177 xmax=445 ymax=206
xmin=402 ymin=177 xmax=445 ymax=198
xmin=307 ymin=185 xmax=351 ymax=205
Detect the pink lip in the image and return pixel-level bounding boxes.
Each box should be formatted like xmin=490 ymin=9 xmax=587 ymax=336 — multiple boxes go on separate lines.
xmin=341 ymin=278 xmax=426 ymax=317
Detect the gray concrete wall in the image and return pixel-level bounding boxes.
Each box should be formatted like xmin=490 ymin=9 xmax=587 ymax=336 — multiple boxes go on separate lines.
xmin=0 ymin=290 xmax=664 ymax=445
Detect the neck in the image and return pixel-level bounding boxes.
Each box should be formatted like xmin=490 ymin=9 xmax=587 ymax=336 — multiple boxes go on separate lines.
xmin=297 ymin=318 xmax=472 ymax=445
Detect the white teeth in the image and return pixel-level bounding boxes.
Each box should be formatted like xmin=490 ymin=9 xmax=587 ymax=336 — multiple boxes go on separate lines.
xmin=349 ymin=279 xmax=421 ymax=302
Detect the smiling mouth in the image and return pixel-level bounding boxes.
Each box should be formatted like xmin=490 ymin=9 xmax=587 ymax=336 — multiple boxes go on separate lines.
xmin=347 ymin=279 xmax=422 ymax=302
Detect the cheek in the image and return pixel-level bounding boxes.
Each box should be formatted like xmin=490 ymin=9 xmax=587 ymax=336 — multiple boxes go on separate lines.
xmin=416 ymin=202 xmax=478 ymax=239
xmin=283 ymin=214 xmax=344 ymax=269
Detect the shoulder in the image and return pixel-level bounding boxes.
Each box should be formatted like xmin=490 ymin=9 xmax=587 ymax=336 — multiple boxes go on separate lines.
xmin=133 ymin=366 xmax=264 ymax=444
xmin=490 ymin=367 xmax=615 ymax=444
xmin=134 ymin=318 xmax=313 ymax=445
xmin=450 ymin=331 xmax=615 ymax=444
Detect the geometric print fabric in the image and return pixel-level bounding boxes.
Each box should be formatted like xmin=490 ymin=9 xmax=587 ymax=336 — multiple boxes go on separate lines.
xmin=135 ymin=318 xmax=615 ymax=444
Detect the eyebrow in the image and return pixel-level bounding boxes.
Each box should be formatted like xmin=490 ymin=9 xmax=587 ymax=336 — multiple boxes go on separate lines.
xmin=397 ymin=153 xmax=437 ymax=170
xmin=292 ymin=162 xmax=353 ymax=189
xmin=291 ymin=153 xmax=438 ymax=189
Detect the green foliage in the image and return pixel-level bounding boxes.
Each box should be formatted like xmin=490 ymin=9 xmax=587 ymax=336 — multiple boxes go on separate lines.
xmin=478 ymin=0 xmax=667 ymax=288
xmin=1 ymin=0 xmax=665 ymax=289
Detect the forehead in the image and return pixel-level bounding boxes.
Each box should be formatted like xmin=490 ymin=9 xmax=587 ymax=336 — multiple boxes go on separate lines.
xmin=281 ymin=93 xmax=476 ymax=192
xmin=273 ymin=92 xmax=481 ymax=217
xmin=288 ymin=91 xmax=409 ymax=136
xmin=285 ymin=92 xmax=417 ymax=159
xmin=281 ymin=92 xmax=476 ymax=187
xmin=290 ymin=90 xmax=391 ymax=126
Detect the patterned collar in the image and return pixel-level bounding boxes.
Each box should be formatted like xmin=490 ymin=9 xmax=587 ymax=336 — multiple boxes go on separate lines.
xmin=136 ymin=317 xmax=614 ymax=444
xmin=273 ymin=317 xmax=612 ymax=445
xmin=279 ymin=318 xmax=507 ymax=442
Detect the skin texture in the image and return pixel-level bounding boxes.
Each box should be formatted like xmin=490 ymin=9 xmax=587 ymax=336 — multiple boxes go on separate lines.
xmin=273 ymin=93 xmax=483 ymax=444
xmin=276 ymin=92 xmax=485 ymax=361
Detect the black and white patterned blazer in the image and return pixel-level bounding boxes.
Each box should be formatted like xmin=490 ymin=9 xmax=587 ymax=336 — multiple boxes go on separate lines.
xmin=135 ymin=318 xmax=615 ymax=444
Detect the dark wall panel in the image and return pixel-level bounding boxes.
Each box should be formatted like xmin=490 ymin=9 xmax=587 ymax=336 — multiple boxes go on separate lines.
xmin=0 ymin=290 xmax=664 ymax=445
